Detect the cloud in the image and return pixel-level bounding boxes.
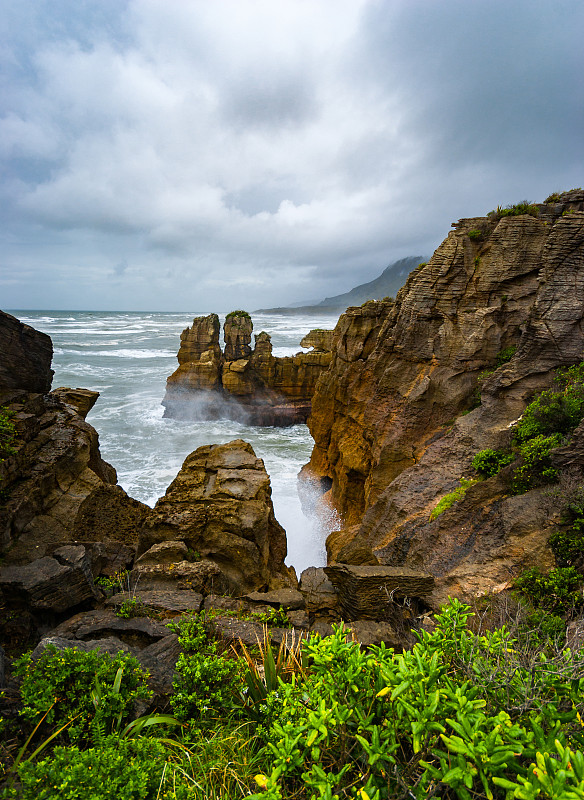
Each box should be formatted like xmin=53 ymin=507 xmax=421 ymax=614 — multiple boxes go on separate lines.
xmin=0 ymin=0 xmax=582 ymax=311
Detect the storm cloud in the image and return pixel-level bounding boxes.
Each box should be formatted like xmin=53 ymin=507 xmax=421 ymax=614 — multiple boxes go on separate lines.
xmin=1 ymin=0 xmax=582 ymax=311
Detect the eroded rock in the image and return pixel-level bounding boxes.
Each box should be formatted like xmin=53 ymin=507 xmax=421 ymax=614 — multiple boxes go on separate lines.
xmin=163 ymin=313 xmax=332 ymax=425
xmin=305 ymin=192 xmax=584 ymax=606
xmin=139 ymin=440 xmax=292 ymax=594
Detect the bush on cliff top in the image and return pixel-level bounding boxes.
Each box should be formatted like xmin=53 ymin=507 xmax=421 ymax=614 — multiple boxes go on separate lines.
xmin=225 ymin=310 xmax=251 ymax=320
xmin=488 ymin=201 xmax=539 ymax=219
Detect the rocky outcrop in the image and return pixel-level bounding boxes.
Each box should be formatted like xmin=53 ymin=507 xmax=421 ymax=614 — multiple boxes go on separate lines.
xmin=0 ymin=311 xmax=53 ymax=399
xmin=138 ymin=440 xmax=295 ymax=594
xmin=0 ymin=314 xmax=155 ymax=644
xmin=304 ymin=190 xmax=584 ymax=607
xmin=324 ymin=564 xmax=434 ymax=621
xmin=0 ymin=390 xmax=150 ymax=562
xmin=163 ymin=313 xmax=333 ymax=425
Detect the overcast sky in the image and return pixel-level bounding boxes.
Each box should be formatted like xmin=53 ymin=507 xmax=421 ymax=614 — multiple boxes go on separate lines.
xmin=1 ymin=0 xmax=582 ymax=312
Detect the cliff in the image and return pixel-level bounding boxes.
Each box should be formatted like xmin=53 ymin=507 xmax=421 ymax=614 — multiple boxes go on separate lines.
xmin=163 ymin=312 xmax=333 ymax=425
xmin=303 ymin=190 xmax=584 ymax=607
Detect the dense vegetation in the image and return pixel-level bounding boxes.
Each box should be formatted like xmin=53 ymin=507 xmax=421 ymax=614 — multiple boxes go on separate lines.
xmin=3 ymin=599 xmax=584 ymax=799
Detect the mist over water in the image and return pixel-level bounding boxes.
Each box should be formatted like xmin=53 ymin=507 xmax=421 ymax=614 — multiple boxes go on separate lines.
xmin=13 ymin=310 xmax=340 ymax=573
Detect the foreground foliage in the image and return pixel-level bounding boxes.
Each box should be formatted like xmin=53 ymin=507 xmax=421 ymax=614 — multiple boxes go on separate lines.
xmin=4 ymin=600 xmax=584 ymax=799
xmin=249 ymin=600 xmax=584 ymax=800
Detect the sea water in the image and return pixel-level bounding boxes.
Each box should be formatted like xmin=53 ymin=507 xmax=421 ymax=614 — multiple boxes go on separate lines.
xmin=12 ymin=310 xmax=340 ymax=573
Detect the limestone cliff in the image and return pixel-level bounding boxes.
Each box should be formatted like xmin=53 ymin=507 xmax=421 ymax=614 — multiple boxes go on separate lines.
xmin=163 ymin=313 xmax=333 ymax=425
xmin=304 ymin=190 xmax=584 ymax=607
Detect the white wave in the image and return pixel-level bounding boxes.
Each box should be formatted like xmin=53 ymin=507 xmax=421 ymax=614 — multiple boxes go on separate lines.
xmin=79 ymin=349 xmax=176 ymax=359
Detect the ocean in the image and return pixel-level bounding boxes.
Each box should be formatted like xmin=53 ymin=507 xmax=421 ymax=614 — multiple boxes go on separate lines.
xmin=11 ymin=310 xmax=341 ymax=574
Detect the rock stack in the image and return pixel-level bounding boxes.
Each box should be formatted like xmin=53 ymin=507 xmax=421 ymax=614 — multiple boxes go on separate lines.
xmin=163 ymin=312 xmax=333 ymax=425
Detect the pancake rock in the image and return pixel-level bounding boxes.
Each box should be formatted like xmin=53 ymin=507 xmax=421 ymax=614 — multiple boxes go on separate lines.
xmin=303 ymin=189 xmax=584 ymax=607
xmin=0 ymin=314 xmax=152 ymax=638
xmin=138 ymin=439 xmax=295 ymax=594
xmin=163 ymin=312 xmax=333 ymax=425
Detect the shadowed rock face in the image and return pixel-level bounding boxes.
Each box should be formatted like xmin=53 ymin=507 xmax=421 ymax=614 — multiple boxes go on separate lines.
xmin=0 ymin=311 xmax=53 ymax=398
xmin=304 ymin=190 xmax=584 ymax=607
xmin=163 ymin=314 xmax=333 ymax=426
xmin=139 ymin=439 xmax=295 ymax=594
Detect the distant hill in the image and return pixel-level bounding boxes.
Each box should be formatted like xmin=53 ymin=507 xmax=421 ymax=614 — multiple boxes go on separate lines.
xmin=255 ymin=255 xmax=426 ymax=315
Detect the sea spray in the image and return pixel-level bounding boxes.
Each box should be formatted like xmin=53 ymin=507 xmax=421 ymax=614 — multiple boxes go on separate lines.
xmin=15 ymin=309 xmax=340 ymax=572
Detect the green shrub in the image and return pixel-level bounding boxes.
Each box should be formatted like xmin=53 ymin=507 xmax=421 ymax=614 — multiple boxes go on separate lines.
xmin=430 ymin=478 xmax=479 ymax=521
xmin=545 ymin=192 xmax=562 ymax=203
xmin=512 ymin=432 xmax=563 ymax=493
xmin=225 ymin=310 xmax=251 ymax=320
xmin=167 ymin=613 xmax=240 ymax=723
xmin=15 ymin=647 xmax=151 ymax=744
xmin=468 ymin=229 xmax=483 ymax=240
xmin=489 ymin=201 xmax=539 ymax=219
xmin=472 ymin=448 xmax=514 ymax=478
xmin=515 ymin=364 xmax=584 ymax=443
xmin=496 ymin=345 xmax=516 ymax=366
xmin=550 ymin=501 xmax=584 ymax=566
xmin=514 ymin=566 xmax=584 ymax=616
xmin=251 ymin=607 xmax=290 ymax=628
xmin=5 ymin=735 xmax=169 ymax=800
xmin=246 ymin=598 xmax=584 ymax=800
xmin=116 ymin=598 xmax=147 ymax=619
xmin=0 ymin=407 xmax=17 ymax=461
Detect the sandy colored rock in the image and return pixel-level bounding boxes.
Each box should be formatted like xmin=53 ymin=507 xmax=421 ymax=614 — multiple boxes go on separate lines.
xmin=139 ymin=440 xmax=291 ymax=594
xmin=300 ymin=329 xmax=334 ymax=352
xmin=135 ymin=541 xmax=189 ymax=566
xmin=163 ymin=314 xmax=332 ymax=425
xmin=224 ymin=313 xmax=253 ymax=361
xmin=305 ymin=192 xmax=584 ymax=606
xmin=51 ymin=387 xmax=99 ymax=418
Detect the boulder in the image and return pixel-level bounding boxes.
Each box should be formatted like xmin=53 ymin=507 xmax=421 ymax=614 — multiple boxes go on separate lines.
xmin=106 ymin=589 xmax=203 ymax=615
xmin=50 ymin=387 xmax=99 ymax=418
xmin=245 ymin=588 xmax=304 ymax=610
xmin=299 ymin=567 xmax=339 ymax=618
xmin=139 ymin=440 xmax=291 ymax=594
xmin=300 ymin=329 xmax=334 ymax=352
xmin=131 ymin=559 xmax=230 ymax=595
xmin=324 ymin=564 xmax=434 ymax=621
xmin=0 ymin=310 xmax=53 ymax=398
xmin=0 ymin=548 xmax=100 ymax=613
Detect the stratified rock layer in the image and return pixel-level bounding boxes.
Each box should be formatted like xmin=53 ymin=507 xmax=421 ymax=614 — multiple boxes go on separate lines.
xmin=304 ymin=190 xmax=584 ymax=607
xmin=139 ymin=439 xmax=294 ymax=594
xmin=163 ymin=313 xmax=333 ymax=425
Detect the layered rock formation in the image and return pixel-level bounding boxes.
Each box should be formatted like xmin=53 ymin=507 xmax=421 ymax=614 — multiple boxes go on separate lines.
xmin=163 ymin=313 xmax=333 ymax=425
xmin=303 ymin=189 xmax=584 ymax=607
xmin=138 ymin=439 xmax=295 ymax=594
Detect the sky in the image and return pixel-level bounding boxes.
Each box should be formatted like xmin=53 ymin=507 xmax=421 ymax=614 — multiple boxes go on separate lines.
xmin=1 ymin=0 xmax=583 ymax=312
